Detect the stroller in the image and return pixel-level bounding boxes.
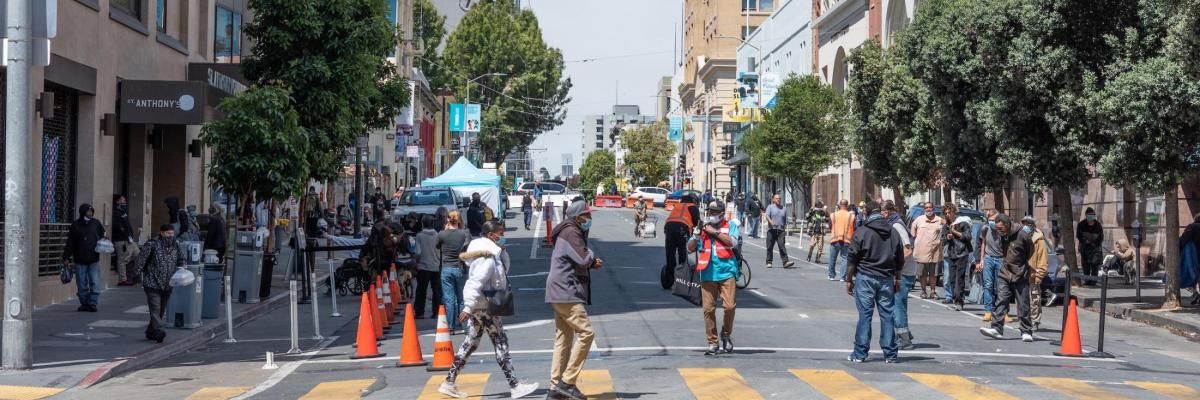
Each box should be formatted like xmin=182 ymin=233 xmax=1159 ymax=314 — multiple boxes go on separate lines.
xmin=639 ymin=215 xmax=658 ymax=238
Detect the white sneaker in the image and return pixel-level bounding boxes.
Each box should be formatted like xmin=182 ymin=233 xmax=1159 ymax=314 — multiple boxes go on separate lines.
xmin=1022 ymin=333 xmax=1034 ymax=342
xmin=510 ymin=380 xmax=539 ymax=399
xmin=979 ymin=327 xmax=1004 ymax=339
xmin=439 ymin=381 xmax=468 ymax=399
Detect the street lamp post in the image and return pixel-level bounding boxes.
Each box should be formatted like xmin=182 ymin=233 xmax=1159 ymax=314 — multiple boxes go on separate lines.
xmin=462 ymin=72 xmax=506 ymax=163
xmin=1132 ymin=218 xmax=1144 ymax=303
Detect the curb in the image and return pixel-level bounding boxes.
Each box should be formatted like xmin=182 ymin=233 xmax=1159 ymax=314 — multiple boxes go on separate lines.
xmin=75 ymin=274 xmax=328 ymax=388
xmin=1073 ymin=293 xmax=1200 ymax=340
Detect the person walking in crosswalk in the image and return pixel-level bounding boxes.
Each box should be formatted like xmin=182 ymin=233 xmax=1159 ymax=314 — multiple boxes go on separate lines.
xmin=689 ymin=201 xmax=741 ymax=356
xmin=845 ymin=200 xmax=904 ymax=363
xmin=439 ymin=221 xmax=539 ymax=399
xmin=545 ymin=200 xmax=602 ymax=400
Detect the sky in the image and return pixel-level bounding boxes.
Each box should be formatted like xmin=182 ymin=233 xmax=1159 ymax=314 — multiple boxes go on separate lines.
xmin=525 ymin=0 xmax=682 ymax=178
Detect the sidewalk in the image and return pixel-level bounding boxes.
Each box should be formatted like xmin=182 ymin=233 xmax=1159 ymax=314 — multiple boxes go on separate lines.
xmin=1070 ymin=279 xmax=1200 ymax=340
xmin=0 ymin=247 xmax=347 ymax=393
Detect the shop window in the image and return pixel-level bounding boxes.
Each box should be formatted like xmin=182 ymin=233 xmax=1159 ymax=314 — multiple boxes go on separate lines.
xmin=214 ymin=6 xmax=243 ymax=63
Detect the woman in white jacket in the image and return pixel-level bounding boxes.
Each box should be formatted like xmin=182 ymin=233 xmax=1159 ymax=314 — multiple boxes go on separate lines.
xmin=439 ymin=221 xmax=538 ymax=399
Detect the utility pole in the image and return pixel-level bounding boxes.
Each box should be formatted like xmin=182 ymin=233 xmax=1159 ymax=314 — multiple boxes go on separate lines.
xmin=3 ymin=0 xmax=34 ymax=370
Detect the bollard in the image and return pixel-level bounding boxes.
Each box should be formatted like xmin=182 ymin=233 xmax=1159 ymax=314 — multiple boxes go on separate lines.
xmin=1089 ymin=273 xmax=1114 ymax=358
xmin=287 ymin=280 xmax=301 ymax=354
xmin=328 ymin=258 xmax=341 ymax=317
xmin=262 ymin=351 xmax=278 ymax=370
xmin=223 ymin=275 xmax=236 ymax=343
xmin=309 ymin=271 xmax=324 ymax=340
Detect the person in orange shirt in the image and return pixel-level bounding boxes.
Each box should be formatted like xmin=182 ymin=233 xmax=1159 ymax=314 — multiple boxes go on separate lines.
xmin=827 ymin=199 xmax=856 ymax=281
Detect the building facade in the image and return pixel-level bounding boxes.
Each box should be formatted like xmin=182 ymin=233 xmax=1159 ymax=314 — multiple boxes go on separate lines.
xmin=580 ymin=105 xmax=656 ymax=158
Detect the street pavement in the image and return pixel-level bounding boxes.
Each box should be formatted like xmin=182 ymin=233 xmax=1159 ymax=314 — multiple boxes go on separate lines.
xmin=17 ymin=207 xmax=1200 ymax=399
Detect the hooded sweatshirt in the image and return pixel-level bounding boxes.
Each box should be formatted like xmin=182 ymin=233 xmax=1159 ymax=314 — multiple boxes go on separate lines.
xmin=545 ymin=220 xmax=595 ymax=304
xmin=847 ymin=214 xmax=905 ymax=278
xmin=64 ymin=204 xmax=106 ymax=264
xmin=459 ymin=237 xmax=508 ymax=314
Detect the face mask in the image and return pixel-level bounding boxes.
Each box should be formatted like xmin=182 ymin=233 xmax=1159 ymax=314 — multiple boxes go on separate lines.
xmin=579 ymin=219 xmax=593 ymax=231
xmin=496 ymin=237 xmax=507 ymax=246
xmin=707 ymin=215 xmax=722 ymax=225
xmin=988 ymin=221 xmax=997 ymax=228
xmin=925 ymin=211 xmax=934 ymax=218
xmin=1087 ymin=215 xmax=1096 ymax=222
xmin=1023 ymin=226 xmax=1033 ymax=234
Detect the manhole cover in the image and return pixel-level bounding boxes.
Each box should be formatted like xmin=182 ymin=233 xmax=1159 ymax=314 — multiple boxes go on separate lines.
xmin=51 ymin=331 xmax=122 ymax=340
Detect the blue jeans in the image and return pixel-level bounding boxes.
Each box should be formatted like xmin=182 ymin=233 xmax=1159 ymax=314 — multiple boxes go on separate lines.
xmin=747 ymin=216 xmax=760 ymax=237
xmin=982 ymin=255 xmax=1002 ymax=313
xmin=892 ymin=274 xmax=917 ymax=333
xmin=827 ymin=243 xmax=849 ymax=280
xmin=852 ymin=273 xmax=898 ymax=360
xmin=523 ymin=210 xmax=533 ymax=227
xmin=75 ymin=262 xmax=101 ymax=306
xmin=440 ymin=267 xmax=467 ymax=330
xmin=942 ymin=260 xmax=953 ymax=300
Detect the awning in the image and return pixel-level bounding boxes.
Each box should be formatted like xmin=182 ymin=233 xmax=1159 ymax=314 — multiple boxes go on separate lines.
xmin=723 ymin=153 xmax=750 ymax=166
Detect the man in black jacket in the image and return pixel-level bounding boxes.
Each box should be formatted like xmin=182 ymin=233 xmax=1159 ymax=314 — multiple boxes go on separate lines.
xmin=467 ymin=192 xmax=485 ymax=237
xmin=113 ymin=195 xmax=137 ymax=286
xmin=845 ymin=200 xmax=904 ymax=363
xmin=64 ymin=203 xmax=106 ymax=312
xmin=942 ymin=203 xmax=973 ymax=311
xmin=205 ymin=205 xmax=227 ymax=260
xmin=980 ymin=214 xmax=1036 ymax=342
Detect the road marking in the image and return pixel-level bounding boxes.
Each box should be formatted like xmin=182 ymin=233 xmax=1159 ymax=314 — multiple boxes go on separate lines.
xmin=748 ymin=289 xmax=768 ymax=298
xmin=678 ymin=368 xmax=764 ymax=400
xmin=231 ymin=336 xmax=339 ymax=400
xmin=797 ymin=313 xmax=810 ymax=319
xmin=185 ymin=387 xmax=249 ymax=400
xmin=1125 ymin=381 xmax=1199 ymax=400
xmin=298 ymin=379 xmax=375 ymax=400
xmin=905 ymin=373 xmax=1017 ymax=400
xmin=417 ymin=373 xmax=488 ymax=399
xmin=1020 ymin=377 xmax=1128 ymax=399
xmin=577 ymin=370 xmax=617 ymax=400
xmin=791 ymin=369 xmax=891 ymax=400
xmin=0 ymin=385 xmax=64 ymax=400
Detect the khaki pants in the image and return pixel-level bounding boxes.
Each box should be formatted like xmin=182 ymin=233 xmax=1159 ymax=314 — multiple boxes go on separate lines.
xmin=550 ymin=303 xmax=594 ymax=386
xmin=701 ymin=278 xmax=737 ymax=346
xmin=808 ymin=234 xmax=825 ymax=261
xmin=1030 ymin=277 xmax=1043 ymax=326
xmin=115 ymin=241 xmax=139 ymax=282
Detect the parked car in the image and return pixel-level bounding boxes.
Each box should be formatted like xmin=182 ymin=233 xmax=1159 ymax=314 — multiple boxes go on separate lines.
xmin=393 ymin=187 xmax=468 ymax=218
xmin=628 ymin=187 xmax=670 ymax=205
xmin=667 ymin=189 xmax=703 ymax=201
xmin=516 ymin=181 xmax=567 ymax=195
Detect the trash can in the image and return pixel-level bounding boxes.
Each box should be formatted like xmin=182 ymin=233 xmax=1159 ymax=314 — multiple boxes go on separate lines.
xmin=201 ymin=263 xmax=224 ymax=319
xmin=166 ymin=240 xmax=205 ymax=329
xmin=260 ymin=252 xmax=276 ymax=300
xmin=233 ymin=232 xmax=264 ymax=303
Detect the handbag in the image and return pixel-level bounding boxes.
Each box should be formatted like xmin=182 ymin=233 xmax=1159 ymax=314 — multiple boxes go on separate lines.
xmin=483 ymin=254 xmax=514 ymax=316
xmin=966 ymin=272 xmax=983 ymax=305
xmin=671 ymin=260 xmax=702 ymax=306
xmin=60 ymin=263 xmax=74 ymax=284
xmin=95 ymin=238 xmax=115 ymax=254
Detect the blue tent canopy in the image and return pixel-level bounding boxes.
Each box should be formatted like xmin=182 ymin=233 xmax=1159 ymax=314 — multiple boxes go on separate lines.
xmin=421 ymin=158 xmax=500 ymax=187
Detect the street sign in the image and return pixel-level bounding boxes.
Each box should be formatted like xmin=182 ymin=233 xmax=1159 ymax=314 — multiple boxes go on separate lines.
xmin=464 ymin=103 xmax=481 ymax=132
xmin=406 ymin=145 xmax=420 ymax=158
xmin=449 ymin=103 xmax=465 ymax=131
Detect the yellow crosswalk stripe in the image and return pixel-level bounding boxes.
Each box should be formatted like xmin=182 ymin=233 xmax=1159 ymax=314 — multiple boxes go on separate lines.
xmin=577 ymin=370 xmax=617 ymax=400
xmin=185 ymin=387 xmax=249 ymax=400
xmin=1126 ymin=381 xmax=1199 ymax=400
xmin=1020 ymin=377 xmax=1128 ymax=399
xmin=905 ymin=373 xmax=1017 ymax=400
xmin=298 ymin=379 xmax=376 ymax=400
xmin=790 ymin=369 xmax=892 ymax=400
xmin=0 ymin=385 xmax=64 ymax=400
xmin=678 ymin=368 xmax=764 ymax=400
xmin=417 ymin=373 xmax=490 ymax=399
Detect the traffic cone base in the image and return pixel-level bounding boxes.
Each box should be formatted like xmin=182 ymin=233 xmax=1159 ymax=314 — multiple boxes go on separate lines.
xmin=427 ymin=305 xmax=455 ymax=371
xmin=397 ymin=302 xmax=428 ymax=367
xmin=1054 ymin=298 xmax=1085 ymax=357
xmin=350 ymin=292 xmax=386 ymax=359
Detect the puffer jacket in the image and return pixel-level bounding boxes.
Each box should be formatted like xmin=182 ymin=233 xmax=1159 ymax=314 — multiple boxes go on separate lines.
xmin=1029 ymin=229 xmax=1050 ymax=283
xmin=459 ymin=237 xmax=508 ymax=314
xmin=545 ymin=220 xmax=595 ymax=305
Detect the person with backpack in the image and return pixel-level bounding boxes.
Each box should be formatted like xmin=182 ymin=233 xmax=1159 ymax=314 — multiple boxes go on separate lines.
xmin=64 ymin=203 xmax=106 ymax=312
xmin=806 ymin=200 xmax=829 ymax=263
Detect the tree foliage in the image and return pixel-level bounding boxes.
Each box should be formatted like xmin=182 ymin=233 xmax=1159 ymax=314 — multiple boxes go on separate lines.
xmin=742 ymin=75 xmax=849 ymax=194
xmin=579 ymin=150 xmax=616 ymax=198
xmin=619 ymin=123 xmax=674 ymax=187
xmin=242 ymin=0 xmax=410 ymax=181
xmin=441 ymin=1 xmax=572 ymax=162
xmin=201 ymin=86 xmax=309 ymax=211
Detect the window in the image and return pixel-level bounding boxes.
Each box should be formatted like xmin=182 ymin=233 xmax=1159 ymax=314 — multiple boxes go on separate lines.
xmin=112 ymin=0 xmax=141 ymax=19
xmin=742 ymin=25 xmax=758 ymax=40
xmin=214 ymin=6 xmax=243 ymax=63
xmin=596 ymin=126 xmax=603 ymax=133
xmin=742 ymin=0 xmax=773 ymax=11
xmin=386 ymin=0 xmax=397 ymax=58
xmin=596 ymin=134 xmax=603 ymax=141
xmin=156 ymin=0 xmax=165 ymax=31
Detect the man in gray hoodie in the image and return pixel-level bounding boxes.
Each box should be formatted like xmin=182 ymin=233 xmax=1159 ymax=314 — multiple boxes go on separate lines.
xmin=544 ymin=199 xmax=602 ymax=400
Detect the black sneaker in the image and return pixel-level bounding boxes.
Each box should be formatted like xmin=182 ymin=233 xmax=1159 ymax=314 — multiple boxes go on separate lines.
xmin=704 ymin=345 xmax=720 ymax=356
xmin=720 ymin=335 xmax=734 ymax=354
xmin=88 ymin=305 xmax=98 ymax=312
xmin=77 ymin=305 xmax=90 ymax=312
xmin=551 ymin=382 xmax=587 ymax=400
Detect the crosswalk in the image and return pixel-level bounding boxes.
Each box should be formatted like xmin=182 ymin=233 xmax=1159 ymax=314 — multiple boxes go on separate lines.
xmin=4 ymin=368 xmax=1198 ymax=399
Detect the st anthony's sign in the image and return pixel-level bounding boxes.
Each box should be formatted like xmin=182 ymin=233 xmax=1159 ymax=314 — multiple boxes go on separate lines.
xmin=119 ymin=80 xmax=207 ymax=125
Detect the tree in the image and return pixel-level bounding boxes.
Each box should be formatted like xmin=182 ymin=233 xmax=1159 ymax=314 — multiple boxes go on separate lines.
xmin=201 ymin=86 xmax=309 ymax=223
xmin=441 ymin=1 xmax=572 ymax=163
xmin=620 ymin=123 xmax=674 ymax=187
xmin=742 ymin=75 xmax=849 ymax=205
xmin=414 ymin=0 xmax=448 ymax=89
xmin=579 ymin=150 xmax=616 ymax=199
xmin=242 ymin=0 xmax=410 ymax=181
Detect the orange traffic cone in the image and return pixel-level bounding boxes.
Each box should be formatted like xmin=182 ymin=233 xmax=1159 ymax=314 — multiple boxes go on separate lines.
xmin=367 ymin=283 xmax=385 ymax=339
xmin=396 ymin=302 xmax=428 ymax=367
xmin=389 ymin=265 xmax=402 ymax=312
xmin=381 ymin=274 xmax=396 ymax=321
xmin=375 ymin=276 xmax=394 ymax=326
xmin=1054 ymin=298 xmax=1084 ymax=357
xmin=350 ymin=292 xmax=385 ymax=359
xmin=426 ymin=305 xmax=455 ymax=371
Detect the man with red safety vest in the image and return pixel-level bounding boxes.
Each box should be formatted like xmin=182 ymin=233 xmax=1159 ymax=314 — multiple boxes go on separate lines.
xmin=687 ymin=201 xmax=741 ymax=356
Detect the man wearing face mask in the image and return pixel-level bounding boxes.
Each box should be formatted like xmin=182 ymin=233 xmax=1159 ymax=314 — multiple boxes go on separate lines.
xmin=135 ymin=224 xmax=186 ymax=343
xmin=980 ymin=214 xmax=1036 ymax=342
xmin=545 ymin=200 xmax=602 ymax=400
xmin=64 ymin=204 xmax=107 ymax=311
xmin=688 ymin=201 xmax=741 ymax=356
xmin=113 ymin=195 xmax=138 ymax=286
xmin=1076 ymin=207 xmax=1104 ymax=286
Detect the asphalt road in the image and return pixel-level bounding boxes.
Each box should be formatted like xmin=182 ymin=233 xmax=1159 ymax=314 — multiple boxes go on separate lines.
xmin=79 ymin=207 xmax=1200 ymax=399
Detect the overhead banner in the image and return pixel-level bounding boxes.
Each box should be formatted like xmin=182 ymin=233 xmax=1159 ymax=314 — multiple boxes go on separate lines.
xmin=464 ymin=103 xmax=482 ymax=132
xmin=668 ymin=116 xmax=684 ymax=141
xmin=448 ymin=103 xmax=465 ymax=131
xmin=761 ymin=73 xmax=780 ymax=109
